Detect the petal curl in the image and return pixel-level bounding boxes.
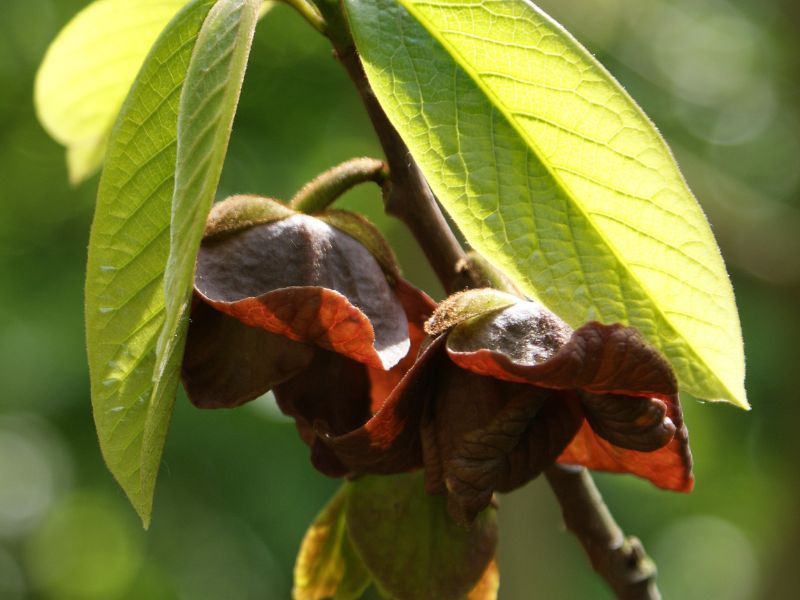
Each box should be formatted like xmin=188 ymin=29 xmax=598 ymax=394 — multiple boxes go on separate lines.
xmin=316 ymin=336 xmax=449 ymax=474
xmin=182 ymin=299 xmax=314 ymax=408
xmin=367 ymin=278 xmax=437 ymax=412
xmin=559 ymin=394 xmax=693 ymax=492
xmin=196 ymin=214 xmax=410 ymax=369
xmin=274 ymin=351 xmax=374 ymax=477
xmin=438 ymin=380 xmax=581 ymax=524
xmin=448 ymin=304 xmax=677 ymax=398
xmin=580 ymin=392 xmax=676 ymax=452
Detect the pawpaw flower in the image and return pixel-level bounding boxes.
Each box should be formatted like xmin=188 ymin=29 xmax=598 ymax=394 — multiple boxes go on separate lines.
xmin=319 ymin=289 xmax=693 ymax=524
xmin=181 ymin=195 xmax=435 ymax=476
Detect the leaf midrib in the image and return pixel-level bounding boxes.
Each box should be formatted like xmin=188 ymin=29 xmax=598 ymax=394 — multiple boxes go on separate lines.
xmin=394 ymin=0 xmax=738 ymax=403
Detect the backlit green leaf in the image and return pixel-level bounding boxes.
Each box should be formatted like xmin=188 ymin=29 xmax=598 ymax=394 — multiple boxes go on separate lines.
xmin=85 ymin=0 xmax=259 ymax=527
xmin=34 ymin=0 xmax=187 ymax=184
xmin=344 ymin=0 xmax=747 ymax=408
xmin=155 ymin=0 xmax=261 ymax=407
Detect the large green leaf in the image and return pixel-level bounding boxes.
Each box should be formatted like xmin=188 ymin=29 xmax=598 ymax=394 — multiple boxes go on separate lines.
xmin=155 ymin=0 xmax=261 ymax=401
xmin=34 ymin=0 xmax=188 ymax=184
xmin=344 ymin=0 xmax=747 ymax=408
xmin=85 ymin=0 xmax=259 ymax=527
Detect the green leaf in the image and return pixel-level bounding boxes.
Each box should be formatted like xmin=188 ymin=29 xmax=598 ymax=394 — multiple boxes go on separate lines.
xmin=346 ymin=473 xmax=498 ymax=600
xmin=34 ymin=0 xmax=188 ymax=184
xmin=344 ymin=0 xmax=747 ymax=408
xmin=85 ymin=0 xmax=259 ymax=527
xmin=155 ymin=0 xmax=261 ymax=402
xmin=294 ymin=486 xmax=372 ymax=600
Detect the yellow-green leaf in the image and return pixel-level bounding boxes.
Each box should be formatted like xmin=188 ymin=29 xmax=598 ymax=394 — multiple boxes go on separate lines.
xmin=85 ymin=0 xmax=260 ymax=527
xmin=34 ymin=0 xmax=188 ymax=184
xmin=155 ymin=0 xmax=261 ymax=399
xmin=344 ymin=0 xmax=747 ymax=408
xmin=294 ymin=486 xmax=371 ymax=600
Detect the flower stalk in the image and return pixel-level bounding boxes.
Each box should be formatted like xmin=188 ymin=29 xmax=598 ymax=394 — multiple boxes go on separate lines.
xmin=546 ymin=465 xmax=660 ymax=600
xmin=290 ymin=157 xmax=388 ymax=214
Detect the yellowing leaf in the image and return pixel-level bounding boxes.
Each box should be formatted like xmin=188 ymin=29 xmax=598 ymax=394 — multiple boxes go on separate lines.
xmin=294 ymin=486 xmax=371 ymax=600
xmin=34 ymin=0 xmax=187 ymax=184
xmin=345 ymin=0 xmax=747 ymax=408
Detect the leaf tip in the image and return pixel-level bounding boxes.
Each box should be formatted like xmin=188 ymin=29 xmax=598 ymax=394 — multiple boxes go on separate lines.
xmin=711 ymin=377 xmax=750 ymax=411
xmin=134 ymin=495 xmax=154 ymax=531
xmin=729 ymin=394 xmax=751 ymax=411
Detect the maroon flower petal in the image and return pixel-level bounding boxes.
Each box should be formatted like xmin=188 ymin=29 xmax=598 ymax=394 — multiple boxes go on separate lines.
xmin=315 ymin=336 xmax=449 ymax=475
xmin=447 ymin=303 xmax=677 ymax=399
xmin=445 ymin=300 xmax=692 ymax=492
xmin=366 ymin=278 xmax=437 ymax=412
xmin=428 ymin=368 xmax=524 ymax=524
xmin=493 ymin=393 xmax=584 ymax=494
xmin=195 ymin=213 xmax=410 ymax=369
xmin=559 ymin=395 xmax=693 ymax=492
xmin=580 ymin=392 xmax=676 ymax=452
xmin=274 ymin=350 xmax=374 ymax=477
xmin=182 ymin=299 xmax=314 ymax=408
xmin=428 ymin=367 xmax=582 ymax=524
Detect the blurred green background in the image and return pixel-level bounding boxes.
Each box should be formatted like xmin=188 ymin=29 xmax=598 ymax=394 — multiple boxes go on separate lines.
xmin=1 ymin=0 xmax=798 ymax=598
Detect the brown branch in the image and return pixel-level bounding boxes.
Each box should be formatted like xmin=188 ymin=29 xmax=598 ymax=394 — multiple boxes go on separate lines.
xmin=320 ymin=8 xmax=661 ymax=599
xmin=546 ymin=465 xmax=660 ymax=600
xmin=334 ymin=44 xmax=477 ymax=294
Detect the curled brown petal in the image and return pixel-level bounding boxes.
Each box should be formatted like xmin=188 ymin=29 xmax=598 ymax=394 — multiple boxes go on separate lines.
xmin=559 ymin=395 xmax=693 ymax=492
xmin=272 ymin=279 xmax=435 ymax=477
xmin=200 ymin=287 xmax=404 ymax=370
xmin=274 ymin=350 xmax=374 ymax=477
xmin=580 ymin=392 xmax=676 ymax=452
xmin=437 ymin=379 xmax=583 ymax=525
xmin=196 ymin=213 xmax=410 ymax=369
xmin=448 ymin=304 xmax=677 ymax=399
xmin=182 ymin=299 xmax=314 ymax=408
xmin=493 ymin=393 xmax=584 ymax=494
xmin=315 ymin=336 xmax=450 ymax=475
xmin=439 ymin=377 xmax=545 ymax=525
xmin=367 ymin=278 xmax=437 ymax=413
xmin=446 ymin=302 xmax=571 ymax=370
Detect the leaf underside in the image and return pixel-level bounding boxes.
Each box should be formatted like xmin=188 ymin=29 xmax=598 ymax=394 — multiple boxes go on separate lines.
xmin=85 ymin=0 xmax=260 ymax=526
xmin=344 ymin=0 xmax=747 ymax=408
xmin=34 ymin=0 xmax=187 ymax=184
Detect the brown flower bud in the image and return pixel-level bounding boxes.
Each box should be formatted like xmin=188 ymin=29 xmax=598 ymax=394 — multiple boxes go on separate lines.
xmin=181 ymin=196 xmax=435 ymax=475
xmin=318 ymin=290 xmax=693 ymax=524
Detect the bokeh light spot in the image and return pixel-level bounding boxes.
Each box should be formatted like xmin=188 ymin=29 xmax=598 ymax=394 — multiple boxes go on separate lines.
xmin=25 ymin=491 xmax=144 ymax=600
xmin=0 ymin=414 xmax=72 ymax=539
xmin=654 ymin=515 xmax=759 ymax=600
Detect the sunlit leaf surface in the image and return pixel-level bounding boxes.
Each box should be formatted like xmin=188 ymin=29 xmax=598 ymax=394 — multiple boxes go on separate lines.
xmin=154 ymin=0 xmax=261 ymax=453
xmin=345 ymin=0 xmax=747 ymax=408
xmin=34 ymin=0 xmax=187 ymax=184
xmin=85 ymin=0 xmax=259 ymax=526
